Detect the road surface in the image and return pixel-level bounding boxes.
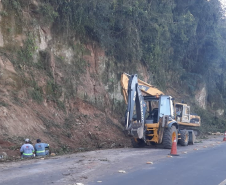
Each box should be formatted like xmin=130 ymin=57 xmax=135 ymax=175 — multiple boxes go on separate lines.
xmin=90 ymin=138 xmax=226 ymax=185
xmin=0 ymin=135 xmax=225 ymax=185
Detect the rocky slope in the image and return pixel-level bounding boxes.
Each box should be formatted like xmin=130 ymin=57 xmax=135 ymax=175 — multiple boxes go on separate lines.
xmin=0 ymin=0 xmax=222 ymax=158
xmin=0 ymin=0 xmax=135 ymax=157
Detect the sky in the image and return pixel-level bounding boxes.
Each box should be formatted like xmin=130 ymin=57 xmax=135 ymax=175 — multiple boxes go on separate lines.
xmin=220 ymin=0 xmax=226 ymax=15
xmin=221 ymin=0 xmax=226 ymax=7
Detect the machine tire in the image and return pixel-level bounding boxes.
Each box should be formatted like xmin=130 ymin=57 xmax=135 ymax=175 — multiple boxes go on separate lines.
xmin=188 ymin=131 xmax=196 ymax=145
xmin=179 ymin=130 xmax=189 ymax=146
xmin=162 ymin=126 xmax=178 ymax=149
xmin=131 ymin=138 xmax=146 ymax=148
xmin=193 ymin=129 xmax=200 ymax=137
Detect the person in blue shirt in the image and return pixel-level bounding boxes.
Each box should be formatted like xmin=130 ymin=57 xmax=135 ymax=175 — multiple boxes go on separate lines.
xmin=34 ymin=139 xmax=49 ymax=156
xmin=20 ymin=138 xmax=35 ymax=158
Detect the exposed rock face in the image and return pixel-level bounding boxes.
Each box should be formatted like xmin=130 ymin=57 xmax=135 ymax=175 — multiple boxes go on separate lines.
xmin=0 ymin=29 xmax=4 ymax=47
xmin=195 ymin=85 xmax=207 ymax=109
xmin=0 ymin=57 xmax=16 ymax=74
xmin=0 ymin=1 xmax=133 ymax=155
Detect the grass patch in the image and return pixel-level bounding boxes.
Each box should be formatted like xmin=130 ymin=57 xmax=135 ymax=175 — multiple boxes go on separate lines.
xmin=0 ymin=101 xmax=8 ymax=107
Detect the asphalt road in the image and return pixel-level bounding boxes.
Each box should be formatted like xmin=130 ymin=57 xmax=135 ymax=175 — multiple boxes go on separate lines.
xmin=0 ymin=135 xmax=225 ymax=185
xmin=89 ymin=141 xmax=226 ymax=185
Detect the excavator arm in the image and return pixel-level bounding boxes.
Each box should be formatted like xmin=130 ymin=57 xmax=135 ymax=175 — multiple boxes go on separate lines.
xmin=121 ymin=73 xmax=164 ymax=104
xmin=124 ymin=74 xmax=147 ymax=139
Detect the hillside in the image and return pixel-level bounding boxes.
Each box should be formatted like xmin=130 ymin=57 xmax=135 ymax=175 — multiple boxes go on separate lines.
xmin=0 ymin=0 xmax=226 ymax=158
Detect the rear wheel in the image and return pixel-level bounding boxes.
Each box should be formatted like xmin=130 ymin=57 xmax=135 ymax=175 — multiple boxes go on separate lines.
xmin=193 ymin=129 xmax=200 ymax=137
xmin=162 ymin=126 xmax=178 ymax=149
xmin=131 ymin=138 xmax=146 ymax=148
xmin=179 ymin=130 xmax=189 ymax=146
xmin=188 ymin=131 xmax=196 ymax=145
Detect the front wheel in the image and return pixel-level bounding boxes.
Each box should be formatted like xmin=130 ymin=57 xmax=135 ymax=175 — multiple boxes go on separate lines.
xmin=188 ymin=130 xmax=196 ymax=145
xmin=179 ymin=130 xmax=189 ymax=146
xmin=162 ymin=126 xmax=178 ymax=149
xmin=131 ymin=138 xmax=146 ymax=148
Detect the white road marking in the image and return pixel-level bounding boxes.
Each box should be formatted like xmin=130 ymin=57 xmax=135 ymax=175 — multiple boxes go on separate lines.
xmin=219 ymin=179 xmax=226 ymax=185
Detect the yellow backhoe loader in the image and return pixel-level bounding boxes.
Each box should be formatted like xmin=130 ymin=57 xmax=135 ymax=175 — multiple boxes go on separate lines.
xmin=120 ymin=73 xmax=200 ymax=148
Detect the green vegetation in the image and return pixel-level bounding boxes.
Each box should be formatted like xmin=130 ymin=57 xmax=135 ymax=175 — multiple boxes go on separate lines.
xmin=28 ymin=80 xmax=43 ymax=104
xmin=46 ymin=80 xmax=61 ymax=99
xmin=0 ymin=11 xmax=8 ymax=16
xmin=194 ymin=106 xmax=226 ymax=133
xmin=28 ymin=88 xmax=43 ymax=103
xmin=49 ymin=0 xmax=225 ymax=127
xmin=71 ymin=42 xmax=89 ymax=74
xmin=2 ymin=0 xmax=21 ymax=11
xmin=47 ymin=0 xmax=224 ymax=91
xmin=2 ymin=0 xmax=226 ymax=133
xmin=17 ymin=33 xmax=37 ymax=67
xmin=0 ymin=101 xmax=8 ymax=107
xmin=38 ymin=2 xmax=58 ymax=25
xmin=46 ymin=80 xmax=65 ymax=111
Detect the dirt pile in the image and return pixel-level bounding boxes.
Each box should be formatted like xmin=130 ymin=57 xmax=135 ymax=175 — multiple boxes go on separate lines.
xmin=0 ymin=95 xmax=131 ymax=159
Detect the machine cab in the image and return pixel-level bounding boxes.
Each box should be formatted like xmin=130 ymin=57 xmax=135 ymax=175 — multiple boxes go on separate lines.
xmin=144 ymin=95 xmax=174 ymax=124
xmin=175 ymin=103 xmax=190 ymax=123
xmin=159 ymin=95 xmax=174 ymax=118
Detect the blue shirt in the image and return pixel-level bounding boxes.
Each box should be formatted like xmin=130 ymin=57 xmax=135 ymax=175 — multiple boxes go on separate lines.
xmin=20 ymin=144 xmax=34 ymax=156
xmin=35 ymin=143 xmax=49 ymax=156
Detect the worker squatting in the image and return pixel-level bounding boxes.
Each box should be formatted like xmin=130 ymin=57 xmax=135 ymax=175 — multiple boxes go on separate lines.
xmin=20 ymin=138 xmax=50 ymax=158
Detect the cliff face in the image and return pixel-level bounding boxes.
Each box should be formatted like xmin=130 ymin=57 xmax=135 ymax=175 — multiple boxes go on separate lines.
xmin=0 ymin=0 xmax=137 ymax=156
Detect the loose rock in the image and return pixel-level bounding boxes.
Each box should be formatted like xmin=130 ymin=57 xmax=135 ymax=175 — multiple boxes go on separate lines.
xmin=62 ymin=172 xmax=70 ymax=176
xmin=0 ymin=152 xmax=7 ymax=159
xmin=146 ymin=162 xmax=153 ymax=164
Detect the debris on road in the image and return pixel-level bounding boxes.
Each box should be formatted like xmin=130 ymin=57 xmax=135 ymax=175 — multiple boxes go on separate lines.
xmin=62 ymin=172 xmax=70 ymax=176
xmin=0 ymin=152 xmax=7 ymax=159
xmin=146 ymin=162 xmax=153 ymax=164
xmin=118 ymin=170 xmax=126 ymax=173
xmin=209 ymin=132 xmax=224 ymax=135
xmin=99 ymin=158 xmax=108 ymax=161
